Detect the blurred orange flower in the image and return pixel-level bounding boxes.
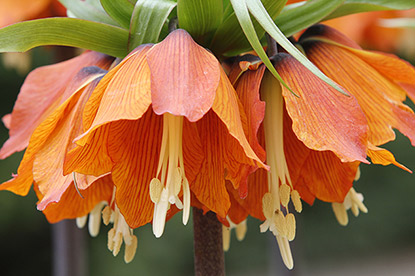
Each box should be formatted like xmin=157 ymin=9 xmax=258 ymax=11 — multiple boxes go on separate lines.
xmin=324 ymin=9 xmax=415 ymax=53
xmin=0 ymin=0 xmax=65 ymax=28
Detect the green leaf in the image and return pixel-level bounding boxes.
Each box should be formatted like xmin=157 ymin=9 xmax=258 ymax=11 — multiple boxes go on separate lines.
xmin=245 ymin=0 xmax=348 ymax=96
xmin=100 ymin=0 xmax=135 ymax=29
xmin=275 ymin=0 xmax=344 ymax=37
xmin=128 ymin=0 xmax=177 ymax=50
xmin=60 ymin=0 xmax=120 ymax=26
xmin=177 ymin=0 xmax=223 ymax=42
xmin=210 ymin=0 xmax=286 ymax=56
xmin=325 ymin=0 xmax=415 ymax=20
xmin=228 ymin=0 xmax=295 ymax=94
xmin=0 ymin=18 xmax=129 ymax=58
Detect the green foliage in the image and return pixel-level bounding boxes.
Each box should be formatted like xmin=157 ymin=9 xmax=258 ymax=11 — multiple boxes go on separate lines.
xmin=60 ymin=0 xmax=119 ymax=26
xmin=0 ymin=18 xmax=129 ymax=58
xmin=276 ymin=0 xmax=344 ymax=37
xmin=177 ymin=0 xmax=223 ymax=43
xmin=100 ymin=0 xmax=135 ymax=29
xmin=210 ymin=0 xmax=286 ymax=55
xmin=128 ymin=0 xmax=177 ymax=50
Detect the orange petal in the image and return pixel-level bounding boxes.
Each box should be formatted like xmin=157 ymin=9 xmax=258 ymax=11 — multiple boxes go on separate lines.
xmin=108 ymin=111 xmax=162 ymax=228
xmin=0 ymin=51 xmax=112 ymax=159
xmin=192 ymin=112 xmax=231 ymax=218
xmin=346 ymin=49 xmax=415 ymax=100
xmin=303 ymin=41 xmax=415 ymax=146
xmin=230 ymin=65 xmax=267 ymax=198
xmin=212 ymin=67 xmax=267 ymax=169
xmin=182 ymin=119 xmax=204 ymax=185
xmin=234 ymin=65 xmax=266 ymax=163
xmin=367 ymin=144 xmax=411 ymax=173
xmin=64 ymin=125 xmax=114 ymax=177
xmin=227 ymin=182 xmax=249 ymax=224
xmin=231 ymin=66 xmax=269 ymax=215
xmin=2 ymin=114 xmax=11 ymax=129
xmin=80 ymin=45 xmax=153 ymax=140
xmin=42 ymin=175 xmax=114 ymax=223
xmin=35 ymin=75 xmax=104 ymax=210
xmin=239 ymin=125 xmax=268 ymax=220
xmin=146 ymin=29 xmax=220 ymax=122
xmin=274 ymin=53 xmax=368 ymax=163
xmin=283 ymin=110 xmax=360 ymax=204
xmin=230 ymin=166 xmax=268 ymax=221
xmin=0 ymin=0 xmax=50 ymax=27
xmin=302 ymin=25 xmax=415 ymax=102
xmin=0 ymin=67 xmax=105 ymax=197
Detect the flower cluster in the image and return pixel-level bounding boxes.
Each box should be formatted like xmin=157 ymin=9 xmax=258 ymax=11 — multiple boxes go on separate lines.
xmin=1 ymin=23 xmax=415 ymax=268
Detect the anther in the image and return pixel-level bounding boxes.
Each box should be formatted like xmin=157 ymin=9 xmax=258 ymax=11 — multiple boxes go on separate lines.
xmin=291 ymin=190 xmax=303 ymax=213
xmin=279 ymin=184 xmax=291 ymax=207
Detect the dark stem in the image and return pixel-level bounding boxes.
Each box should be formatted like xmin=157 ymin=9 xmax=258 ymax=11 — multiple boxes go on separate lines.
xmin=266 ymin=33 xmax=278 ymax=57
xmin=168 ymin=17 xmax=178 ymax=33
xmin=193 ymin=208 xmax=225 ymax=276
xmin=52 ymin=220 xmax=88 ymax=276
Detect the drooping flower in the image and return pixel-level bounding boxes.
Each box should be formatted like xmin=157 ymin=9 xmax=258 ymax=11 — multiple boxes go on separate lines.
xmin=0 ymin=51 xmax=123 ymax=246
xmin=223 ymin=24 xmax=415 ymax=269
xmin=226 ymin=52 xmax=368 ymax=268
xmin=62 ymin=29 xmax=265 ymax=244
xmin=1 ymin=49 xmax=142 ymax=261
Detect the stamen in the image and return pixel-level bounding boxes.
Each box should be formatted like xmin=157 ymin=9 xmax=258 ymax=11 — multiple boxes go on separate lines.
xmin=124 ymin=235 xmax=138 ymax=263
xmin=272 ymin=210 xmax=287 ymax=238
xmin=150 ymin=178 xmax=163 ymax=203
xmin=235 ymin=220 xmax=247 ymax=241
xmin=332 ymin=187 xmax=368 ymax=226
xmin=354 ymin=166 xmax=361 ymax=181
xmin=260 ymin=72 xmax=297 ymax=269
xmin=291 ymin=190 xmax=303 ymax=213
xmin=332 ymin=202 xmax=349 ymax=226
xmin=222 ymin=225 xmax=231 ymax=251
xmin=350 ymin=188 xmax=368 ymax=213
xmin=285 ymin=213 xmax=296 ymax=241
xmin=262 ymin=192 xmax=274 ymax=219
xmin=279 ymin=184 xmax=291 ymax=207
xmin=102 ymin=206 xmax=113 ymax=225
xmin=276 ymin=236 xmax=294 ymax=270
xmin=76 ymin=215 xmax=87 ymax=228
xmin=88 ymin=202 xmax=106 ymax=237
xmin=112 ymin=232 xmax=123 ymax=256
xmin=151 ymin=113 xmax=190 ymax=237
xmin=105 ymin=203 xmax=138 ymax=263
xmin=108 ymin=228 xmax=116 ymax=251
xmin=222 ymin=218 xmax=248 ymax=251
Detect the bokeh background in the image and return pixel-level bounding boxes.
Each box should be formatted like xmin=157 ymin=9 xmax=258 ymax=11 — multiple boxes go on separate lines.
xmin=1 ymin=43 xmax=415 ymax=275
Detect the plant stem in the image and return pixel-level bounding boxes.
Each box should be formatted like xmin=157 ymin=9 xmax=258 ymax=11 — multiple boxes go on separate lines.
xmin=52 ymin=220 xmax=88 ymax=276
xmin=193 ymin=208 xmax=225 ymax=276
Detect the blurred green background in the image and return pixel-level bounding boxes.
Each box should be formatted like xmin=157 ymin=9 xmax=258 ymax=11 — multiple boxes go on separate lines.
xmin=0 ymin=49 xmax=414 ymax=276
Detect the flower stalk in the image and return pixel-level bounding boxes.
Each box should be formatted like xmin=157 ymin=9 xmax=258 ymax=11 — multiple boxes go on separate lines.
xmin=193 ymin=208 xmax=225 ymax=276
